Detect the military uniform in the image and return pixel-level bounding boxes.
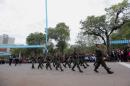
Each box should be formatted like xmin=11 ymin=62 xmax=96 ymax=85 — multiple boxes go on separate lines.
xmin=63 ymin=55 xmax=71 ymax=68
xmin=45 ymin=55 xmax=52 ymax=70
xmin=31 ymin=57 xmax=36 ymax=69
xmin=71 ymin=52 xmax=83 ymax=73
xmin=38 ymin=56 xmax=43 ymax=69
xmin=55 ymin=56 xmax=63 ymax=71
xmin=94 ymin=44 xmax=113 ymax=74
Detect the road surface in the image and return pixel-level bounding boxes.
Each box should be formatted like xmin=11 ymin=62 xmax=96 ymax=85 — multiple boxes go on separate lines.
xmin=0 ymin=62 xmax=130 ymax=86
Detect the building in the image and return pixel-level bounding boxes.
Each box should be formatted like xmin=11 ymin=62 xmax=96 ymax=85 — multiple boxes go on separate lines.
xmin=0 ymin=34 xmax=15 ymax=44
xmin=0 ymin=34 xmax=15 ymax=52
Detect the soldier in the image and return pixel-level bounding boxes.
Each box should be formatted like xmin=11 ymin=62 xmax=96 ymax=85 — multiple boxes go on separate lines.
xmin=31 ymin=56 xmax=36 ymax=69
xmin=15 ymin=57 xmax=19 ymax=66
xmin=52 ymin=56 xmax=56 ymax=67
xmin=94 ymin=44 xmax=114 ymax=74
xmin=55 ymin=55 xmax=63 ymax=71
xmin=71 ymin=50 xmax=83 ymax=73
xmin=9 ymin=55 xmax=13 ymax=66
xmin=79 ymin=53 xmax=89 ymax=69
xmin=45 ymin=55 xmax=52 ymax=70
xmin=63 ymin=54 xmax=71 ymax=68
xmin=37 ymin=56 xmax=43 ymax=69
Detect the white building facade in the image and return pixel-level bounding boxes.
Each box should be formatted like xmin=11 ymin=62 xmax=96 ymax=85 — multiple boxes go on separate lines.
xmin=0 ymin=34 xmax=15 ymax=44
xmin=0 ymin=34 xmax=15 ymax=52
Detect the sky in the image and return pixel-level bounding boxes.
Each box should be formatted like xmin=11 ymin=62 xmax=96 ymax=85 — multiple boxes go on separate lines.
xmin=0 ymin=0 xmax=127 ymax=45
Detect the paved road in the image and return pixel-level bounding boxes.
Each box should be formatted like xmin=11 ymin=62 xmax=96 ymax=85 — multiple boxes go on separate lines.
xmin=0 ymin=62 xmax=130 ymax=86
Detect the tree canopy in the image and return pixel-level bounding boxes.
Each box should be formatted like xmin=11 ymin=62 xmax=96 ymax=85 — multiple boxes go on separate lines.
xmin=48 ymin=22 xmax=70 ymax=54
xmin=80 ymin=0 xmax=129 ymax=54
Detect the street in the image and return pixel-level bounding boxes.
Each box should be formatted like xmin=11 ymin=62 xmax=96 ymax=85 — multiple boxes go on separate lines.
xmin=0 ymin=62 xmax=130 ymax=86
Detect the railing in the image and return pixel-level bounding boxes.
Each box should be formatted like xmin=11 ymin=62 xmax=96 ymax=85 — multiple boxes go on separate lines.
xmin=0 ymin=44 xmax=45 ymax=48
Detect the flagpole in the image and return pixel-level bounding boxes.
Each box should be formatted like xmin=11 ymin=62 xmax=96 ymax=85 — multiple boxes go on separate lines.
xmin=45 ymin=0 xmax=48 ymax=55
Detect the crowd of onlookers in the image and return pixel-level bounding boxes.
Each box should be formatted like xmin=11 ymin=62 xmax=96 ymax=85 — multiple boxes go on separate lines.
xmin=110 ymin=47 xmax=130 ymax=62
xmin=0 ymin=59 xmax=6 ymax=64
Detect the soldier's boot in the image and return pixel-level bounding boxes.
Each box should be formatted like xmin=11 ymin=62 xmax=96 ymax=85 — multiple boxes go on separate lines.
xmin=94 ymin=66 xmax=99 ymax=73
xmin=83 ymin=64 xmax=87 ymax=69
xmin=49 ymin=65 xmax=52 ymax=70
xmin=40 ymin=64 xmax=43 ymax=69
xmin=38 ymin=64 xmax=40 ymax=69
xmin=79 ymin=70 xmax=83 ymax=73
xmin=56 ymin=67 xmax=58 ymax=70
xmin=41 ymin=63 xmax=44 ymax=67
xmin=32 ymin=64 xmax=35 ymax=69
xmin=72 ymin=64 xmax=76 ymax=71
xmin=63 ymin=63 xmax=66 ymax=68
xmin=94 ymin=69 xmax=99 ymax=73
xmin=106 ymin=68 xmax=114 ymax=74
xmin=77 ymin=65 xmax=83 ymax=73
xmin=46 ymin=64 xmax=48 ymax=70
xmin=56 ymin=65 xmax=59 ymax=70
xmin=52 ymin=62 xmax=55 ymax=67
xmin=60 ymin=67 xmax=63 ymax=71
xmin=71 ymin=68 xmax=75 ymax=71
xmin=68 ymin=63 xmax=71 ymax=68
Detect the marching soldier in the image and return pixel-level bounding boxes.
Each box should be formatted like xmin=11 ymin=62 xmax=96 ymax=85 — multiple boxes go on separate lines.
xmin=55 ymin=55 xmax=63 ymax=71
xmin=9 ymin=55 xmax=13 ymax=66
xmin=63 ymin=55 xmax=71 ymax=68
xmin=45 ymin=55 xmax=52 ymax=70
xmin=94 ymin=44 xmax=114 ymax=74
xmin=37 ymin=56 xmax=43 ymax=69
xmin=31 ymin=56 xmax=36 ymax=69
xmin=71 ymin=50 xmax=83 ymax=73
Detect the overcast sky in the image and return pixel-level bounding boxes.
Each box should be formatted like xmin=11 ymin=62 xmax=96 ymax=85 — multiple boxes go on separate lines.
xmin=0 ymin=0 xmax=127 ymax=44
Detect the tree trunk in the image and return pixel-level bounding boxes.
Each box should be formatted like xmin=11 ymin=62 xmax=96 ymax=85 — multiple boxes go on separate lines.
xmin=100 ymin=36 xmax=106 ymax=45
xmin=106 ymin=35 xmax=111 ymax=56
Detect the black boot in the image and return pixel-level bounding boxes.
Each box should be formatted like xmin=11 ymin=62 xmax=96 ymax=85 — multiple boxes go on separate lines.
xmin=79 ymin=70 xmax=83 ymax=73
xmin=106 ymin=68 xmax=114 ymax=74
xmin=72 ymin=68 xmax=75 ymax=71
xmin=107 ymin=70 xmax=114 ymax=74
xmin=94 ymin=69 xmax=99 ymax=73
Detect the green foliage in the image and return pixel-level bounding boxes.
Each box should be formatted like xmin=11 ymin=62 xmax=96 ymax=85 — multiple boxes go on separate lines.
xmin=81 ymin=15 xmax=106 ymax=40
xmin=26 ymin=32 xmax=45 ymax=45
xmin=26 ymin=32 xmax=46 ymax=56
xmin=48 ymin=23 xmax=70 ymax=41
xmin=111 ymin=20 xmax=130 ymax=40
xmin=48 ymin=22 xmax=70 ymax=54
xmin=47 ymin=42 xmax=55 ymax=54
xmin=76 ymin=31 xmax=95 ymax=47
xmin=56 ymin=41 xmax=68 ymax=53
xmin=10 ymin=48 xmax=30 ymax=57
xmin=105 ymin=0 xmax=128 ymax=13
xmin=80 ymin=0 xmax=129 ymax=54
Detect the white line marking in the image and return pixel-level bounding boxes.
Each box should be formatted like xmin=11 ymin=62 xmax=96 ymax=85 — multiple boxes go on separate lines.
xmin=119 ymin=62 xmax=130 ymax=68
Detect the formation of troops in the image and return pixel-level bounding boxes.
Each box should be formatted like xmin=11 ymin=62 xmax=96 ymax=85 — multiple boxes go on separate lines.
xmin=7 ymin=44 xmax=118 ymax=74
xmin=31 ymin=52 xmax=89 ymax=73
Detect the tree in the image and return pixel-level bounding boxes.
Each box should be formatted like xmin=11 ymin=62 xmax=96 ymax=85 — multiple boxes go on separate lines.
xmin=47 ymin=42 xmax=55 ymax=54
xmin=111 ymin=20 xmax=130 ymax=40
xmin=48 ymin=22 xmax=70 ymax=54
xmin=10 ymin=48 xmax=30 ymax=57
xmin=80 ymin=0 xmax=129 ymax=54
xmin=76 ymin=31 xmax=96 ymax=47
xmin=26 ymin=32 xmax=45 ymax=45
xmin=26 ymin=32 xmax=46 ymax=56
